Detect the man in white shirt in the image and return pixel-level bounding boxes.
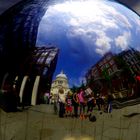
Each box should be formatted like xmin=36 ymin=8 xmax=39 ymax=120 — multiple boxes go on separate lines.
xmin=58 ymin=88 xmax=66 ymax=117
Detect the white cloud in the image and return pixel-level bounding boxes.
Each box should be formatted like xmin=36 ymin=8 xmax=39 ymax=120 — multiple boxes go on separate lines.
xmin=67 ymin=26 xmax=113 ymax=56
xmin=69 ymin=75 xmax=86 ymax=87
xmin=115 ymin=31 xmax=131 ymax=50
xmin=95 ymin=31 xmax=112 ymax=55
xmin=41 ymin=0 xmax=133 ymax=35
xmin=69 ymin=77 xmax=81 ymax=87
xmin=47 ymin=0 xmax=121 ymax=31
xmin=39 ymin=0 xmax=134 ymax=55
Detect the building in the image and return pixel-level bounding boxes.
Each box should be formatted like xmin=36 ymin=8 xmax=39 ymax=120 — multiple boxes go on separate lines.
xmin=50 ymin=71 xmax=70 ymax=103
xmin=86 ymin=52 xmax=118 ymax=81
xmin=118 ymin=48 xmax=140 ymax=76
xmin=0 ymin=0 xmax=50 ymax=86
xmin=86 ymin=49 xmax=140 ymax=99
xmin=86 ymin=52 xmax=125 ymax=98
xmin=1 ymin=45 xmax=59 ymax=111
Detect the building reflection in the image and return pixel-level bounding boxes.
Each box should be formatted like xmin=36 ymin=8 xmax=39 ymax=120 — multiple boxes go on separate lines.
xmin=85 ymin=48 xmax=140 ymax=99
xmin=0 ymin=45 xmax=59 ymax=111
xmin=50 ymin=71 xmax=71 ymax=103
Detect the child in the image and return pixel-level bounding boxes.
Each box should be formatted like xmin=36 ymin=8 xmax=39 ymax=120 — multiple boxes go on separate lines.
xmin=65 ymin=92 xmax=73 ymax=117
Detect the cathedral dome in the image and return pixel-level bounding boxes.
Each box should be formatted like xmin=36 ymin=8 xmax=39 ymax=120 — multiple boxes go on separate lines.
xmin=56 ymin=71 xmax=67 ymax=79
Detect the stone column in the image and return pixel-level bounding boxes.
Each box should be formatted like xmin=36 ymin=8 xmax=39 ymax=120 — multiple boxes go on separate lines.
xmin=1 ymin=72 xmax=9 ymax=90
xmin=31 ymin=76 xmax=40 ymax=105
xmin=19 ymin=76 xmax=29 ymax=103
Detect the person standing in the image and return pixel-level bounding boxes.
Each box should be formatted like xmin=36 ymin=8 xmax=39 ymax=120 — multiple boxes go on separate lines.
xmin=72 ymin=91 xmax=79 ymax=118
xmin=107 ymin=94 xmax=113 ymax=117
xmin=44 ymin=92 xmax=50 ymax=104
xmin=53 ymin=94 xmax=58 ymax=114
xmin=87 ymin=94 xmax=96 ymax=116
xmin=58 ymin=88 xmax=66 ymax=118
xmin=65 ymin=92 xmax=73 ymax=117
xmin=77 ymin=89 xmax=86 ymax=119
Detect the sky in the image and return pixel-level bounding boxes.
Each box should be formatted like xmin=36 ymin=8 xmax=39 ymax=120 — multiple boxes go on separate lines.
xmin=36 ymin=0 xmax=140 ymax=87
xmin=0 ymin=0 xmax=140 ymax=87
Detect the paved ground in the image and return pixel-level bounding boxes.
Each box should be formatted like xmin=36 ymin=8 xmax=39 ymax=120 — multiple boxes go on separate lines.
xmin=0 ymin=104 xmax=140 ymax=140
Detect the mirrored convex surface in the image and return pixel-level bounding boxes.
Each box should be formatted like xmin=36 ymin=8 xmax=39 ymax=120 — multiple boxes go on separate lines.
xmin=36 ymin=0 xmax=140 ymax=87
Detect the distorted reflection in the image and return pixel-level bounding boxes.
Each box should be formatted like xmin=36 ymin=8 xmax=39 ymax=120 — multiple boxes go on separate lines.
xmin=37 ymin=0 xmax=140 ymax=89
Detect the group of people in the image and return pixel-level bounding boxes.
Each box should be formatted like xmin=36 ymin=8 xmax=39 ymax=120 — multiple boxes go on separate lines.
xmin=53 ymin=88 xmax=113 ymax=119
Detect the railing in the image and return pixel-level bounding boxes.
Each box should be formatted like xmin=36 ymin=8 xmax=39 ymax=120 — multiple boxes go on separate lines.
xmin=112 ymin=97 xmax=140 ymax=109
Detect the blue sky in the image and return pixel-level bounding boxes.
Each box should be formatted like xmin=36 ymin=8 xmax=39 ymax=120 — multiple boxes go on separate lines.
xmin=36 ymin=0 xmax=140 ymax=87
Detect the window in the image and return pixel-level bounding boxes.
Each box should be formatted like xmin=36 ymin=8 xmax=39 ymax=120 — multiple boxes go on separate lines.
xmin=94 ymin=70 xmax=99 ymax=78
xmin=113 ymin=65 xmax=118 ymax=71
xmin=105 ymin=63 xmax=109 ymax=68
xmin=58 ymin=81 xmax=63 ymax=85
xmin=110 ymin=59 xmax=114 ymax=65
xmin=35 ymin=52 xmax=40 ymax=57
xmin=88 ymin=75 xmax=91 ymax=80
xmin=45 ymin=57 xmax=52 ymax=65
xmin=106 ymin=55 xmax=111 ymax=60
xmin=103 ymin=59 xmax=107 ymax=64
xmin=50 ymin=52 xmax=56 ymax=57
xmin=43 ymin=67 xmax=48 ymax=75
xmin=101 ymin=65 xmax=106 ymax=71
xmin=99 ymin=61 xmax=103 ymax=66
xmin=41 ymin=52 xmax=48 ymax=57
xmin=108 ymin=68 xmax=112 ymax=74
xmin=37 ymin=56 xmax=45 ymax=64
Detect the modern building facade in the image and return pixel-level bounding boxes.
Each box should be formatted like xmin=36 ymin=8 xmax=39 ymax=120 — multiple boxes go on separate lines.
xmin=0 ymin=0 xmax=50 ymax=86
xmin=0 ymin=0 xmax=60 ymax=112
xmin=1 ymin=45 xmax=59 ymax=109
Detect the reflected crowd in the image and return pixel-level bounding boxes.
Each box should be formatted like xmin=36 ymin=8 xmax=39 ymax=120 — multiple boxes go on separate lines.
xmin=47 ymin=88 xmax=115 ymax=121
xmin=44 ymin=71 xmax=140 ymax=121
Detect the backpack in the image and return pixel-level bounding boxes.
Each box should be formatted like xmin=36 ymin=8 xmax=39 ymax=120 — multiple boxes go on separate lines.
xmin=89 ymin=114 xmax=96 ymax=122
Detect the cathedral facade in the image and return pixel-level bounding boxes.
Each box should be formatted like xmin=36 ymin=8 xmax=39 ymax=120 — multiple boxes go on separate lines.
xmin=50 ymin=71 xmax=70 ymax=103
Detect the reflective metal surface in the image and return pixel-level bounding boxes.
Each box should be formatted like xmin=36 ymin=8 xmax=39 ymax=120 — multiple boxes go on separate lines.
xmin=37 ymin=0 xmax=140 ymax=87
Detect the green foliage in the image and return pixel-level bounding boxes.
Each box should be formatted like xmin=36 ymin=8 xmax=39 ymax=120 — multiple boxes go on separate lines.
xmin=101 ymin=68 xmax=110 ymax=81
xmin=70 ymin=85 xmax=79 ymax=92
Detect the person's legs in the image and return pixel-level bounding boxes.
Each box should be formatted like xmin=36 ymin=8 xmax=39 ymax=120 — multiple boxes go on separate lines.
xmin=87 ymin=102 xmax=90 ymax=114
xmin=74 ymin=105 xmax=78 ymax=117
xmin=62 ymin=103 xmax=65 ymax=117
xmin=79 ymin=103 xmax=82 ymax=115
xmin=97 ymin=104 xmax=101 ymax=110
xmin=59 ymin=102 xmax=63 ymax=117
xmin=54 ymin=101 xmax=57 ymax=114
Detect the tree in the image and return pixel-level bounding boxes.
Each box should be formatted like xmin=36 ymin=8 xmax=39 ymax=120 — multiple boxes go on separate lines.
xmin=70 ymin=85 xmax=78 ymax=93
xmin=101 ymin=68 xmax=111 ymax=89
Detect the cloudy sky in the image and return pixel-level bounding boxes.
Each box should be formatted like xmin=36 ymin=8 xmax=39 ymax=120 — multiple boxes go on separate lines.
xmin=0 ymin=0 xmax=140 ymax=87
xmin=36 ymin=0 xmax=140 ymax=87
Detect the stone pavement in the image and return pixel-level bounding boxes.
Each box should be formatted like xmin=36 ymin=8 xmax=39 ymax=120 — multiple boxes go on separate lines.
xmin=0 ymin=104 xmax=140 ymax=140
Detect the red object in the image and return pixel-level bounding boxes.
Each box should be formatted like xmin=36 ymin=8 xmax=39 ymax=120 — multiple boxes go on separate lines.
xmin=136 ymin=76 xmax=140 ymax=82
xmin=66 ymin=106 xmax=73 ymax=112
